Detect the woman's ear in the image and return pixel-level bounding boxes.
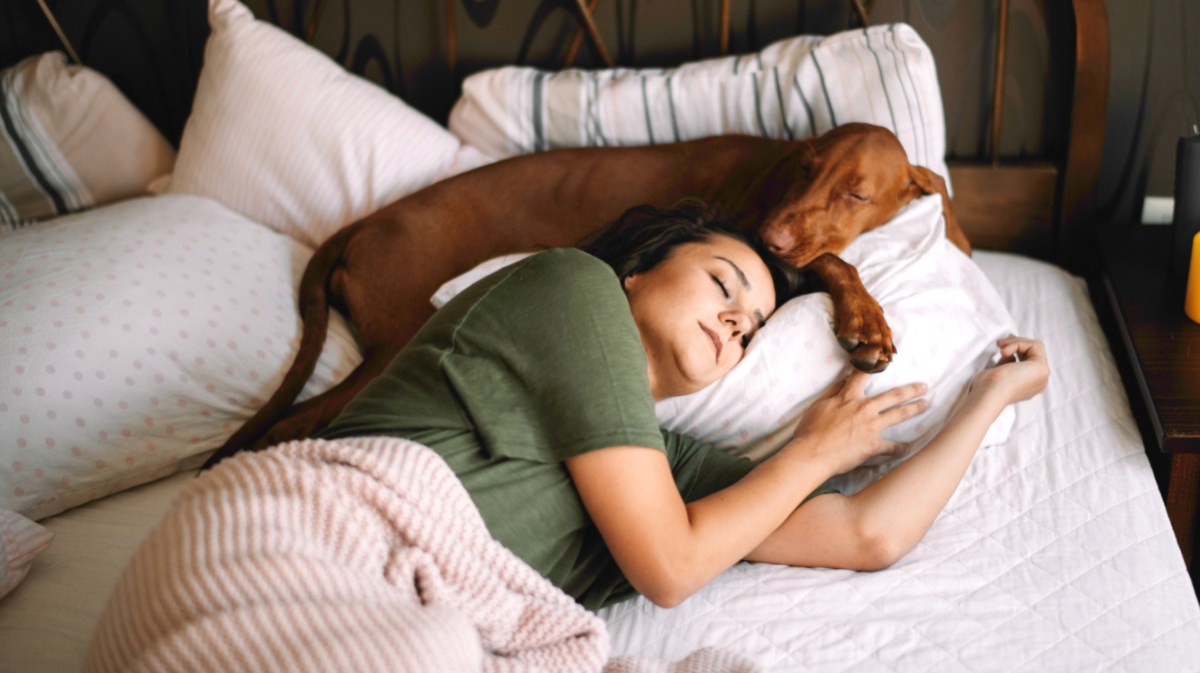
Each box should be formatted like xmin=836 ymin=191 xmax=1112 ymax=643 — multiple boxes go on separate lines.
xmin=622 ymin=273 xmax=638 ymax=291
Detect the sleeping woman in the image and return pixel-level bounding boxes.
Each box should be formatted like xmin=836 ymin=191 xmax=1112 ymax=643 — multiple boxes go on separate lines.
xmin=315 ymin=198 xmax=1050 ymax=611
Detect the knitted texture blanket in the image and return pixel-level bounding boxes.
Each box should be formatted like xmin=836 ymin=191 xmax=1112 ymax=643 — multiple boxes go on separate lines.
xmin=83 ymin=437 xmax=760 ymax=673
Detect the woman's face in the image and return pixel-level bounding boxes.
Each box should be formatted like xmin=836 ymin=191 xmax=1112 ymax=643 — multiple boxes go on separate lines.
xmin=624 ymin=234 xmax=777 ymax=400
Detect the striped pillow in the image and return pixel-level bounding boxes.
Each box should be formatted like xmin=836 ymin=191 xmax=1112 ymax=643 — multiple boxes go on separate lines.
xmin=0 ymin=53 xmax=176 ymax=232
xmin=0 ymin=508 xmax=53 ymax=598
xmin=449 ymin=24 xmax=950 ymax=190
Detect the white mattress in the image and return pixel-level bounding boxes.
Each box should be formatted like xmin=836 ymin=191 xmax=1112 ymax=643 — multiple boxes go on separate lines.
xmin=599 ymin=251 xmax=1200 ymax=671
xmin=1 ymin=251 xmax=1197 ymax=673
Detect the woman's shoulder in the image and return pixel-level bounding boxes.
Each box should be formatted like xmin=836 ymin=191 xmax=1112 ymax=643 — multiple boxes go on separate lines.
xmin=505 ymin=249 xmax=623 ymax=300
xmin=521 ymin=248 xmax=613 ymax=278
xmin=459 ymin=250 xmax=630 ymax=338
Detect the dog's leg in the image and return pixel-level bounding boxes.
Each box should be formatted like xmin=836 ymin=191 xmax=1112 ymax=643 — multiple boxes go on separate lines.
xmin=804 ymin=253 xmax=894 ymax=373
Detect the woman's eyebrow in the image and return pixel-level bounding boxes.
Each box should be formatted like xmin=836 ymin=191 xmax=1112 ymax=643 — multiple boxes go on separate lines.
xmin=715 ymin=256 xmax=766 ymax=328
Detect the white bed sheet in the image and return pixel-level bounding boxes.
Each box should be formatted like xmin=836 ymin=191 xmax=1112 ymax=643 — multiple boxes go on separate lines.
xmin=0 ymin=251 xmax=1197 ymax=673
xmin=0 ymin=470 xmax=193 ymax=672
xmin=599 ymin=251 xmax=1200 ymax=671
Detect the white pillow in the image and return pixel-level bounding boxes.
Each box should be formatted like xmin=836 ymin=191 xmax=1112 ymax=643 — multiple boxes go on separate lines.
xmin=432 ymin=195 xmax=1015 ymax=476
xmin=165 ymin=0 xmax=489 ymax=249
xmin=0 ymin=52 xmax=175 ymax=229
xmin=449 ymin=23 xmax=949 ymax=190
xmin=655 ymin=195 xmax=1015 ymax=473
xmin=0 ymin=195 xmax=362 ymax=520
xmin=0 ymin=508 xmax=53 ymax=599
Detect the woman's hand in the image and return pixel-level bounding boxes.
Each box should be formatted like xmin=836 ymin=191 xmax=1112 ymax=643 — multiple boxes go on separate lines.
xmin=970 ymin=336 xmax=1050 ymax=406
xmin=785 ymin=370 xmax=929 ymax=475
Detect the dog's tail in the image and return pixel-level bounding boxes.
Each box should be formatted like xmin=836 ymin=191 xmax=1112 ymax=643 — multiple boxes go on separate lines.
xmin=200 ymin=226 xmax=352 ymax=471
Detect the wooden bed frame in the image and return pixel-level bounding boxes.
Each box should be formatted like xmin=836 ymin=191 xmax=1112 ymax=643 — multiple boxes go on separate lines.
xmin=432 ymin=0 xmax=1110 ymax=267
xmin=11 ymin=0 xmax=1109 ymax=269
xmin=948 ymin=0 xmax=1108 ymax=267
xmin=14 ymin=4 xmax=1200 ymax=666
xmin=432 ymin=0 xmax=1111 ymax=263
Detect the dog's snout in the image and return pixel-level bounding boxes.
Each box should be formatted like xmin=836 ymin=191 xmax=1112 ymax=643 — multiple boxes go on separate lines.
xmin=761 ymin=227 xmax=794 ymax=255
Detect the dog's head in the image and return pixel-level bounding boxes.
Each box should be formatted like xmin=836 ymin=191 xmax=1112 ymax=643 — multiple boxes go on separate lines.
xmin=756 ymin=123 xmax=958 ymax=267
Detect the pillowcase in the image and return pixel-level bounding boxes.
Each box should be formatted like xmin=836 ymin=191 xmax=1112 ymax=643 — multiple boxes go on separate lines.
xmin=0 ymin=508 xmax=53 ymax=599
xmin=656 ymin=194 xmax=1015 ymax=474
xmin=431 ymin=195 xmax=1015 ymax=479
xmin=0 ymin=195 xmax=362 ymax=520
xmin=165 ymin=0 xmax=489 ymax=249
xmin=448 ymin=23 xmax=950 ymax=191
xmin=0 ymin=52 xmax=176 ymax=231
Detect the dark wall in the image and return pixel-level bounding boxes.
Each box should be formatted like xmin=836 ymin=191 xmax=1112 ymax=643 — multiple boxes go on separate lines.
xmin=1098 ymin=0 xmax=1199 ymax=225
xmin=2 ymin=0 xmax=1196 ymax=228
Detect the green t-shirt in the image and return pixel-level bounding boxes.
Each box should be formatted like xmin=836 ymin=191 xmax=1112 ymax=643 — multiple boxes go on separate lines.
xmin=320 ymin=249 xmax=756 ymax=610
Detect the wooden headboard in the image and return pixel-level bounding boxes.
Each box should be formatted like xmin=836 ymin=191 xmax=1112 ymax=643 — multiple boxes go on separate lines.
xmin=3 ymin=0 xmax=1109 ymax=267
xmin=946 ymin=0 xmax=1108 ymax=267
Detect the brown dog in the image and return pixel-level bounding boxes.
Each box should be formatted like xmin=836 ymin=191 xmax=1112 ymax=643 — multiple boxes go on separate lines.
xmin=206 ymin=122 xmax=969 ymax=464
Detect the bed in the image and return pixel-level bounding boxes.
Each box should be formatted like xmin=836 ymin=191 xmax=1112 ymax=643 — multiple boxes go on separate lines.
xmin=1 ymin=0 xmax=1198 ymax=671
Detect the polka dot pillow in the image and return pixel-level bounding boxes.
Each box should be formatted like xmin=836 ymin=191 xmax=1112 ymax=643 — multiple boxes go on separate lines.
xmin=0 ymin=195 xmax=361 ymax=520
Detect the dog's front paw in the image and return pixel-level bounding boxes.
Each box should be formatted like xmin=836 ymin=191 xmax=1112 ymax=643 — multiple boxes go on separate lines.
xmin=834 ymin=298 xmax=895 ymax=373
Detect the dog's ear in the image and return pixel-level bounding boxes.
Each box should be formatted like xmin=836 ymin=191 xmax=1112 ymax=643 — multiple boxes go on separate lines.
xmin=907 ymin=165 xmax=972 ymax=256
xmin=907 ymin=164 xmax=944 ymax=196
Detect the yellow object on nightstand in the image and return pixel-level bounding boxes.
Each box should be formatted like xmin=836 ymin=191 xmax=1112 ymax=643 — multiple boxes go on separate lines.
xmin=1187 ymin=232 xmax=1200 ymax=323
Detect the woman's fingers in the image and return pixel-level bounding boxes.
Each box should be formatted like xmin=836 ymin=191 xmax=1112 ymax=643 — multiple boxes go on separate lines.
xmin=877 ymin=397 xmax=928 ymax=426
xmin=877 ymin=440 xmax=909 ymax=458
xmin=981 ymin=335 xmax=1051 ymax=403
xmin=844 ymin=370 xmax=871 ymax=398
xmin=868 ymin=381 xmax=928 ymax=412
xmin=820 ymin=369 xmax=870 ymax=400
xmin=1015 ymin=339 xmax=1047 ymax=362
xmin=997 ymin=335 xmax=1046 ymax=359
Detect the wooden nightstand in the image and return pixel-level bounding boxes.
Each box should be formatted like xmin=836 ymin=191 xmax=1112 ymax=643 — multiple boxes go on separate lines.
xmin=1093 ymin=225 xmax=1200 ymax=583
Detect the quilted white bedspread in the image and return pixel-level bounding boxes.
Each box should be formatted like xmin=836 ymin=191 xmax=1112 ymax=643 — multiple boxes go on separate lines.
xmin=598 ymin=252 xmax=1200 ymax=672
xmin=1 ymin=251 xmax=1197 ymax=673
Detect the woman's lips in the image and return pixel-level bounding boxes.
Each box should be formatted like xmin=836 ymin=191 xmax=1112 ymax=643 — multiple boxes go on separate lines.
xmin=701 ymin=324 xmax=722 ymax=361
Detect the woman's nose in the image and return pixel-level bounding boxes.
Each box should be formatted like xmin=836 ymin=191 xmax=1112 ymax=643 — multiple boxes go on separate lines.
xmin=722 ymin=311 xmax=751 ymax=338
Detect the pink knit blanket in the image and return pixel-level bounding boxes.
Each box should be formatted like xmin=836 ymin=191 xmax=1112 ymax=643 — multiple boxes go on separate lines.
xmin=84 ymin=437 xmax=759 ymax=673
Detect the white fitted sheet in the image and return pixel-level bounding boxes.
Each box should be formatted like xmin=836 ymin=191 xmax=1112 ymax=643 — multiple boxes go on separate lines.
xmin=598 ymin=251 xmax=1200 ymax=671
xmin=0 ymin=251 xmax=1197 ymax=673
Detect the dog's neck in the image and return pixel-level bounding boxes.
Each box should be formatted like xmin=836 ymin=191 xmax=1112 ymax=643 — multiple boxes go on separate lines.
xmin=701 ymin=138 xmax=809 ymax=229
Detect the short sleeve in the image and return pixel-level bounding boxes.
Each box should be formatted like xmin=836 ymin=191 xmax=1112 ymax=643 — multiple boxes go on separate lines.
xmin=443 ymin=249 xmax=666 ymax=462
xmin=664 ymin=431 xmax=756 ymax=501
xmin=665 ymin=431 xmax=839 ymax=504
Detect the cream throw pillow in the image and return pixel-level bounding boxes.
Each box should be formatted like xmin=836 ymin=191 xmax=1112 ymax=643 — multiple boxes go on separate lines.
xmin=166 ymin=0 xmax=489 ymax=249
xmin=0 ymin=52 xmax=175 ymax=230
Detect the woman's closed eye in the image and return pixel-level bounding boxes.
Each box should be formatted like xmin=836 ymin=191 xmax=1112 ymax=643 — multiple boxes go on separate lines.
xmin=710 ymin=273 xmax=730 ymax=299
xmin=710 ymin=273 xmax=754 ymax=348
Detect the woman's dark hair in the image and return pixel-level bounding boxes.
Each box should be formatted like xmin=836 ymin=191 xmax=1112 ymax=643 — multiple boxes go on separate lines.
xmin=583 ymin=198 xmax=801 ymax=309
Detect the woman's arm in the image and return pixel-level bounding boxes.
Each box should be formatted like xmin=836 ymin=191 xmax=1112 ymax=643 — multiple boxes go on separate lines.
xmin=745 ymin=384 xmax=1007 ymax=569
xmin=748 ymin=336 xmax=1050 ymax=570
xmin=565 ymin=374 xmax=928 ymax=607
